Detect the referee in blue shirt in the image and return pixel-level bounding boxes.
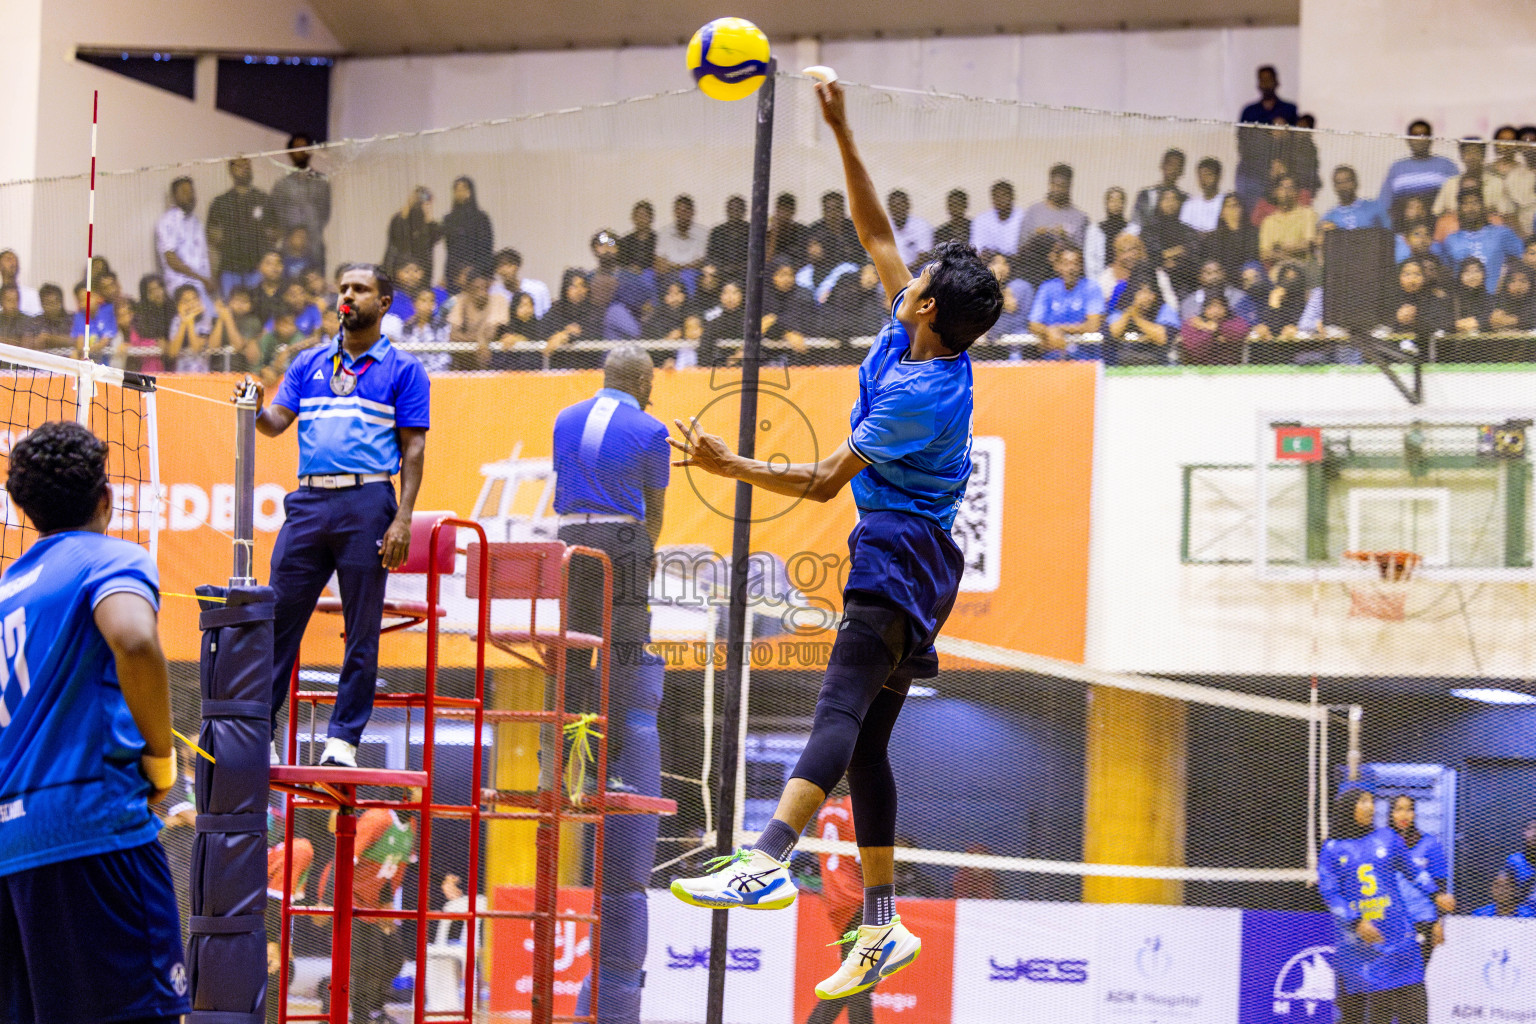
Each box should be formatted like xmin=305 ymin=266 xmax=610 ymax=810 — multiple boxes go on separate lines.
xmin=237 ymin=262 xmax=430 ymax=769
xmin=551 ymin=344 xmax=669 ymax=777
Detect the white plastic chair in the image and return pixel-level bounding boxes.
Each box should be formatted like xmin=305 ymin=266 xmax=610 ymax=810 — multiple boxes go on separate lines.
xmin=424 ymin=893 xmax=488 ymax=1013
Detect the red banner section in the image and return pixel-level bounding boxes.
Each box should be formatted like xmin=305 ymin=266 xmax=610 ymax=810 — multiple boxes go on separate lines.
xmin=488 ymin=885 xmax=593 ymax=1016
xmin=793 ymin=892 xmax=955 ymax=1023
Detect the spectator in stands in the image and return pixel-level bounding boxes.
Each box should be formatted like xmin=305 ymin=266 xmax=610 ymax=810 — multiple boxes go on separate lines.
xmin=490 ymin=249 xmax=551 ymax=318
xmin=1180 ymin=259 xmax=1259 ymax=326
xmin=1236 ymin=66 xmax=1298 ymax=203
xmin=207 ymin=157 xmax=274 ymax=297
xmin=1491 ymin=126 xmax=1536 ymax=238
xmin=822 ymin=263 xmax=886 ymax=348
xmin=497 ymin=291 xmax=543 ymax=346
xmin=1444 ymin=190 xmax=1524 ymax=293
xmin=0 ymin=250 xmax=41 ymax=316
xmin=933 ymin=188 xmax=971 ymax=249
xmin=113 ymin=300 xmax=163 ymax=372
xmin=1451 ymin=258 xmax=1494 ymax=332
xmin=586 ymin=229 xmax=626 ymax=324
xmin=1259 ymin=174 xmax=1318 ymax=269
xmin=1142 ymin=187 xmax=1198 ymax=297
xmin=252 ymin=308 xmax=306 ymax=389
xmin=642 ymin=277 xmax=690 ymax=340
xmin=1490 ymin=263 xmax=1536 ymax=330
xmin=209 ymin=288 xmax=263 ymax=370
xmin=442 ymin=176 xmax=494 ymax=292
xmin=1380 ymin=121 xmax=1459 ymax=226
xmin=1084 ymin=187 xmax=1133 ymax=283
xmin=279 ymin=226 xmax=315 ymax=281
xmin=1396 ymin=223 xmax=1448 ymax=281
xmin=706 ymin=195 xmax=750 ymax=283
xmin=400 ymin=287 xmax=447 ymax=349
xmin=446 ymin=267 xmax=509 ymax=368
xmin=156 ymin=176 xmax=215 ymax=329
xmin=1250 ymin=260 xmax=1320 ymax=342
xmin=761 ymin=259 xmax=816 ymax=350
xmin=766 ymin=192 xmax=808 ymax=264
xmin=699 ymin=279 xmax=744 ymax=367
xmin=249 ymin=250 xmax=287 ymax=327
xmin=1471 ymin=869 xmax=1534 ymax=918
xmin=887 ymin=189 xmax=933 ymax=266
xmin=1020 ymin=164 xmax=1089 ymax=247
xmin=34 ymin=284 xmax=70 ymax=351
xmin=166 ymin=283 xmax=211 ymax=372
xmin=1180 ymin=292 xmax=1249 ymax=365
xmin=689 ymin=262 xmax=723 ymax=317
xmin=1181 ymin=158 xmax=1225 ymax=232
xmin=72 ymin=271 xmax=118 ymax=363
xmin=1503 ymin=822 xmax=1536 ymax=896
xmin=656 ymin=194 xmax=707 ymax=274
xmin=1131 ymin=149 xmax=1187 ymax=227
xmin=797 ymin=229 xmax=859 ymax=304
xmin=1096 ymin=231 xmax=1147 ymax=310
xmin=619 ymin=200 xmax=658 ymax=272
xmin=135 ymin=274 xmax=172 ymax=343
xmin=302 ymin=268 xmax=335 ymax=313
xmin=0 ymin=285 xmax=35 ymax=347
xmin=987 ymin=252 xmax=1034 ymax=331
xmin=1107 ymin=271 xmax=1178 ymax=365
xmin=543 ymin=269 xmax=604 ymax=351
xmin=809 ymin=189 xmax=861 ymax=265
xmin=383 ymin=186 xmax=442 ymax=283
xmin=1321 ymin=165 xmax=1389 ymax=232
xmin=1389 ymin=258 xmax=1451 ymax=336
xmin=1284 ymin=113 xmax=1322 ymax=195
xmin=970 ymin=178 xmax=1019 ymax=256
xmin=1029 ymin=245 xmax=1105 ymax=360
xmin=279 ymin=280 xmax=322 ymax=337
xmin=1434 ymin=138 xmax=1513 ymax=226
xmin=1202 ymin=194 xmax=1260 ymax=281
xmin=271 ymin=132 xmax=331 ymax=271
xmin=1393 ymin=195 xmax=1432 ymax=239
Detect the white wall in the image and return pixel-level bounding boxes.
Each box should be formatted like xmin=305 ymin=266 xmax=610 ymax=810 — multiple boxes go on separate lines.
xmin=1299 ymin=0 xmax=1536 ymax=136
xmin=1087 ymin=367 xmax=1536 ymax=679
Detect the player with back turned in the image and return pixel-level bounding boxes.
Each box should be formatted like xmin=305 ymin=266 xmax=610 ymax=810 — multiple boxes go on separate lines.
xmin=0 ymin=421 xmax=190 ymax=1024
xmin=669 ymin=79 xmax=1001 ymax=1001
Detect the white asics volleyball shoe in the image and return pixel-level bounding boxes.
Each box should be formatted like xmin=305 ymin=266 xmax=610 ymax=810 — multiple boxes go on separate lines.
xmin=815 ymin=916 xmax=922 ymax=1000
xmin=317 ymin=737 xmax=357 ymax=768
xmin=670 ymin=848 xmax=798 ymax=910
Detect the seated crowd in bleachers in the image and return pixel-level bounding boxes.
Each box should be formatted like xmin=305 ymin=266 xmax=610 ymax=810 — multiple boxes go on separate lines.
xmin=7 ymin=72 xmax=1536 ymax=375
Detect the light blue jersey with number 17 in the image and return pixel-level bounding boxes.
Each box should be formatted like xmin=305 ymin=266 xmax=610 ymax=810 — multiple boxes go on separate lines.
xmin=0 ymin=531 xmax=161 ymax=877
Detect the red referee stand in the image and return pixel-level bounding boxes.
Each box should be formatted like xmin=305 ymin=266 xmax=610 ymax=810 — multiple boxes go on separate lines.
xmin=269 ymin=518 xmax=673 ymax=1024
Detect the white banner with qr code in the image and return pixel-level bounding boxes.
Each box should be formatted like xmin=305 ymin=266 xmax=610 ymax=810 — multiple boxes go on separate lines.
xmin=952 ymin=435 xmax=1004 ymax=592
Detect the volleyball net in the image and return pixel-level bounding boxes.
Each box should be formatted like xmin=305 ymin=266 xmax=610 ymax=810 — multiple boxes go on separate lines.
xmin=1 ymin=71 xmax=1532 ymax=1021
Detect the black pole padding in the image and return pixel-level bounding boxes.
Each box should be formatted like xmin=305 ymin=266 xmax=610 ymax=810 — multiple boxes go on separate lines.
xmin=705 ymin=59 xmax=777 ymax=1024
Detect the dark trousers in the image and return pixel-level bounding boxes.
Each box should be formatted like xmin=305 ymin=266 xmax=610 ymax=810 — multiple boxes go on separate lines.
xmin=351 ymin=923 xmax=406 ymax=1020
xmin=804 ymin=908 xmax=875 ymax=1024
xmin=556 ymin=522 xmax=654 ymax=774
xmin=269 ymin=482 xmax=397 ymax=746
xmin=1337 ymin=983 xmax=1428 ymax=1024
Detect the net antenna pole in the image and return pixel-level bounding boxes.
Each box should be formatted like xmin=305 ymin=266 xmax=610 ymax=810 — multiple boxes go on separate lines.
xmin=81 ymin=90 xmax=98 ymax=378
xmin=1346 ymin=704 xmax=1363 ymax=783
xmin=231 ymin=381 xmax=259 ymax=586
xmin=706 ymin=59 xmax=776 ymax=1024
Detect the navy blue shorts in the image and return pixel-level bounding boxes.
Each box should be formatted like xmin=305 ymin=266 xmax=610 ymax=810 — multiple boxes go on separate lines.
xmin=843 ymin=510 xmax=965 ymax=678
xmin=0 ymin=841 xmax=189 ymax=1024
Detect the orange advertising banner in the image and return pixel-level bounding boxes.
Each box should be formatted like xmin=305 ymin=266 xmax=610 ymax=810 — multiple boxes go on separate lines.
xmin=137 ymin=362 xmax=1095 ymax=668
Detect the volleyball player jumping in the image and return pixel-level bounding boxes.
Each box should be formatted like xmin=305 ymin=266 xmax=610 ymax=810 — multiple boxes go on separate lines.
xmin=669 ymin=79 xmax=1001 ymax=1000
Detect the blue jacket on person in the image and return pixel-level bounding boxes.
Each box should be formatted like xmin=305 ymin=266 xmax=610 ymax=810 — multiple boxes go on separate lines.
xmin=1395 ymin=829 xmax=1449 ymax=924
xmin=1318 ymin=825 xmax=1436 ymax=995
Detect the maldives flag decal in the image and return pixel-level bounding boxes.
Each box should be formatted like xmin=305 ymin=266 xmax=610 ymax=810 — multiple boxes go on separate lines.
xmin=1275 ymin=426 xmax=1323 ymax=462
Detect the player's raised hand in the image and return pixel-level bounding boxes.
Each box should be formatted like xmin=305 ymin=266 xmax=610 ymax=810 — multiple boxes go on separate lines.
xmin=814 ymin=80 xmax=848 ymax=133
xmin=670 ymin=417 xmax=736 ymax=476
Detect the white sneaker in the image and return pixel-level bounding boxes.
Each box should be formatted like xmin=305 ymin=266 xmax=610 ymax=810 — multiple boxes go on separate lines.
xmin=669 ymin=848 xmax=797 ymax=911
xmin=270 ymin=741 xmax=281 ymax=766
xmin=317 ymin=738 xmax=357 ymax=768
xmin=815 ymin=916 xmax=921 ymax=1000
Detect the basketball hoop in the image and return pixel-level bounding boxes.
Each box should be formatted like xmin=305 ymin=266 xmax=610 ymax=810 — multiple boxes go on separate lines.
xmin=1343 ymin=550 xmax=1421 ymax=621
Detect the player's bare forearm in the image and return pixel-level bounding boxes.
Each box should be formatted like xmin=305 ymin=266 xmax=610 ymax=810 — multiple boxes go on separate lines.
xmin=817 ymin=81 xmax=911 ymax=297
xmin=96 ymin=592 xmax=173 ymax=758
xmin=671 ymin=420 xmax=865 ymax=503
xmin=395 ymin=429 xmax=426 ymax=520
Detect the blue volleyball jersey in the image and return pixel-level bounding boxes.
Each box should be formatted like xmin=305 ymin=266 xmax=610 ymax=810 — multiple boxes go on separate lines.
xmin=847 ymin=288 xmax=973 ymax=531
xmin=1318 ymin=827 xmax=1435 ymax=995
xmin=1396 ymin=831 xmax=1448 ymax=924
xmin=0 ymin=531 xmax=161 ymax=877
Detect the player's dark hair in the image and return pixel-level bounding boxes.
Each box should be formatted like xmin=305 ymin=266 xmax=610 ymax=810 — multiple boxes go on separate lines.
xmin=335 ymin=262 xmax=394 ymax=303
xmin=286 ymin=132 xmax=313 ymax=149
xmin=1197 ymin=156 xmax=1222 ymax=175
xmin=1050 ymin=163 xmax=1073 ymax=180
xmin=1330 ymin=788 xmax=1373 ymax=840
xmin=1257 ymin=64 xmax=1277 ymax=78
xmin=7 ymin=421 xmax=110 ymax=534
xmin=170 ymin=175 xmax=193 ymax=193
xmin=1408 ymin=118 xmax=1432 ymax=135
xmin=1162 ymin=148 xmax=1185 ymax=164
xmin=921 ymin=240 xmax=1002 ymax=354
xmin=173 ymin=283 xmax=199 ymax=304
xmin=39 ymin=283 xmax=62 ymax=303
xmin=494 ymin=248 xmax=522 ymax=268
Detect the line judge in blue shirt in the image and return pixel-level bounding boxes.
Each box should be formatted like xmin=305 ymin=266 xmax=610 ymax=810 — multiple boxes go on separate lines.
xmin=550 ymin=344 xmax=669 ymax=777
xmin=236 ymin=262 xmax=430 ymax=769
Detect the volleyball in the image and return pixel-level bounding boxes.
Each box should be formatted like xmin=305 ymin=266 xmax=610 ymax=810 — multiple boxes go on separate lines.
xmin=686 ymin=17 xmax=771 ymax=101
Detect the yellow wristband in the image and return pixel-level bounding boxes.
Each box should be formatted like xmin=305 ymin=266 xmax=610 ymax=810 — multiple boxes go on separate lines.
xmin=143 ymin=750 xmax=178 ymax=791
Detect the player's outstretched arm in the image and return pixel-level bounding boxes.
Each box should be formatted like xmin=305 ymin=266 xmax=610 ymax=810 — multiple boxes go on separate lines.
xmin=816 ymin=81 xmax=912 ymax=301
xmin=671 ymin=418 xmax=865 ymax=503
xmin=96 ymin=591 xmax=176 ymax=802
xmin=234 ymin=376 xmax=297 ymax=437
